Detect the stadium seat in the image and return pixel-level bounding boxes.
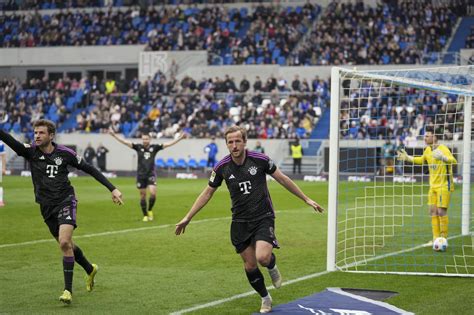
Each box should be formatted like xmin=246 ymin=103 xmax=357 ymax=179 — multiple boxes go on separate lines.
xmin=166 ymin=158 xmax=176 ymax=169
xmin=277 ymin=56 xmax=286 ymax=66
xmin=176 ymin=158 xmax=187 ymax=169
xmin=155 ymin=158 xmax=166 ymax=169
xmin=198 ymin=159 xmax=207 ymax=169
xmin=188 ymin=158 xmax=198 ymax=169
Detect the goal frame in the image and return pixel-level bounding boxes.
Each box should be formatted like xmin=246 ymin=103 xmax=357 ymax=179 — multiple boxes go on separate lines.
xmin=326 ymin=66 xmax=473 ymax=275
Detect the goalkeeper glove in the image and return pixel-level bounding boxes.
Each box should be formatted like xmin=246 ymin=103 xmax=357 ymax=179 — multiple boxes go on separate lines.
xmin=432 ymin=149 xmax=448 ymax=162
xmin=397 ymin=149 xmax=413 ymax=162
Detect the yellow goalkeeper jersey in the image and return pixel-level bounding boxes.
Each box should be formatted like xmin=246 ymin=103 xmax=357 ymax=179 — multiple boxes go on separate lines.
xmin=412 ymin=144 xmax=456 ymax=191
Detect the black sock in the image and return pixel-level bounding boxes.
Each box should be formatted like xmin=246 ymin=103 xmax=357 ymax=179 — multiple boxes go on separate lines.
xmin=245 ymin=268 xmax=268 ymax=297
xmin=63 ymin=256 xmax=74 ymax=292
xmin=140 ymin=199 xmax=147 ymax=215
xmin=148 ymin=196 xmax=156 ymax=211
xmin=73 ymin=245 xmax=93 ymax=274
xmin=266 ymin=253 xmax=276 ymax=269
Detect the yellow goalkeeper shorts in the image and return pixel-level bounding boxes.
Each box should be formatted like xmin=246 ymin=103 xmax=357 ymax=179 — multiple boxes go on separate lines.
xmin=428 ymin=188 xmax=451 ymax=209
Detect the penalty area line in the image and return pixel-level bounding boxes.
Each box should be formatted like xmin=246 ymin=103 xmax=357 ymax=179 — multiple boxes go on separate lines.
xmin=169 ymin=270 xmax=330 ymax=315
xmin=0 ymin=209 xmax=311 ymax=249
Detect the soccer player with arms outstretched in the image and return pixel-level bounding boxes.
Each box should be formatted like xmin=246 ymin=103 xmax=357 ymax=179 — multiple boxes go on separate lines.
xmin=109 ymin=130 xmax=185 ymax=222
xmin=0 ymin=119 xmax=123 ymax=304
xmin=175 ymin=126 xmax=324 ymax=313
xmin=397 ymin=127 xmax=456 ymax=247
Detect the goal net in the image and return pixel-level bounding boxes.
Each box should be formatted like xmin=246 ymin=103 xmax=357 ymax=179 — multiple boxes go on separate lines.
xmin=327 ymin=66 xmax=473 ymax=277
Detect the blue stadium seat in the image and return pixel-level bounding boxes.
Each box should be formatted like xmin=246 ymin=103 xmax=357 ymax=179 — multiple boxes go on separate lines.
xmin=155 ymin=158 xmax=166 ymax=169
xmin=198 ymin=159 xmax=207 ymax=169
xmin=176 ymin=158 xmax=187 ymax=169
xmin=188 ymin=158 xmax=198 ymax=169
xmin=166 ymin=158 xmax=176 ymax=169
xmin=277 ymin=56 xmax=286 ymax=66
xmin=246 ymin=56 xmax=255 ymax=64
xmin=272 ymin=48 xmax=281 ymax=60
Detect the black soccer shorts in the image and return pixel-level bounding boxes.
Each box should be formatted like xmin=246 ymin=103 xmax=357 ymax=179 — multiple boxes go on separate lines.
xmin=41 ymin=196 xmax=78 ymax=237
xmin=230 ymin=216 xmax=280 ymax=253
xmin=136 ymin=175 xmax=157 ymax=189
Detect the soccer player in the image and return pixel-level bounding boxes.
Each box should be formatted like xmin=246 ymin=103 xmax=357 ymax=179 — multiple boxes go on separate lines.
xmin=175 ymin=126 xmax=324 ymax=313
xmin=204 ymin=136 xmax=218 ymax=168
xmin=109 ymin=130 xmax=185 ymax=221
xmin=0 ymin=119 xmax=123 ymax=304
xmin=397 ymin=127 xmax=456 ymax=246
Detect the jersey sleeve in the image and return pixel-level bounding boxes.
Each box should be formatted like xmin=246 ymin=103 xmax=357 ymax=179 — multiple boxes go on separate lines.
xmin=68 ymin=148 xmax=117 ymax=192
xmin=412 ymin=148 xmax=428 ymax=165
xmin=439 ymin=145 xmax=457 ymax=164
xmin=154 ymin=144 xmax=164 ymax=152
xmin=0 ymin=129 xmax=34 ymax=158
xmin=132 ymin=143 xmax=140 ymax=151
xmin=208 ymin=166 xmax=223 ymax=188
xmin=264 ymin=156 xmax=277 ymax=174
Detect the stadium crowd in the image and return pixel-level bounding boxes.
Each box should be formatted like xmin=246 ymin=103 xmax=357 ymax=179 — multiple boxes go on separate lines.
xmin=1 ymin=1 xmax=468 ymax=65
xmin=339 ymin=84 xmax=465 ymax=143
xmin=289 ymin=0 xmax=467 ymax=65
xmin=0 ymin=72 xmax=329 ymax=139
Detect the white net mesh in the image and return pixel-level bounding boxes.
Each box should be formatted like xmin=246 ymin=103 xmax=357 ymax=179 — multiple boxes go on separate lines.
xmin=330 ymin=66 xmax=474 ymax=276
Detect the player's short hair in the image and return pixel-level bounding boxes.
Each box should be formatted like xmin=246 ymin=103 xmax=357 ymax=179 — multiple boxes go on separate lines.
xmin=33 ymin=119 xmax=56 ymax=135
xmin=425 ymin=126 xmax=435 ymax=134
xmin=224 ymin=126 xmax=247 ymax=143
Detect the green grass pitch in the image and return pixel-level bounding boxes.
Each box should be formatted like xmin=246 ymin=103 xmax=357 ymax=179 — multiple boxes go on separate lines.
xmin=0 ymin=176 xmax=472 ymax=314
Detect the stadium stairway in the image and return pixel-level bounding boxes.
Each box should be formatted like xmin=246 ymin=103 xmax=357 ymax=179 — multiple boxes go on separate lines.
xmin=58 ymin=105 xmax=94 ymax=133
xmin=304 ymin=109 xmax=330 ymax=155
xmin=443 ymin=17 xmax=474 ymax=64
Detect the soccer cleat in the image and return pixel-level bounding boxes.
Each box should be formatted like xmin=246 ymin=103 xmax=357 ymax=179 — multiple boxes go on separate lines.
xmin=142 ymin=216 xmax=149 ymax=222
xmin=59 ymin=290 xmax=72 ymax=304
xmin=260 ymin=295 xmax=272 ymax=313
xmin=268 ymin=265 xmax=282 ymax=289
xmin=86 ymin=264 xmax=99 ymax=292
xmin=147 ymin=211 xmax=154 ymax=221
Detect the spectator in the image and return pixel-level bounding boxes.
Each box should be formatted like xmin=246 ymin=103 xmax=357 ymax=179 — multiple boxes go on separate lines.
xmin=290 ymin=138 xmax=303 ymax=174
xmin=96 ymin=143 xmax=109 ymax=172
xmin=83 ymin=142 xmax=96 ymax=165
xmin=204 ymin=136 xmax=219 ymax=168
xmin=254 ymin=141 xmax=265 ymax=154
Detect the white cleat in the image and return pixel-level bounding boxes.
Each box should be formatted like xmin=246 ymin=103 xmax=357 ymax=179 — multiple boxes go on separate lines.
xmin=268 ymin=265 xmax=282 ymax=289
xmin=260 ymin=295 xmax=272 ymax=313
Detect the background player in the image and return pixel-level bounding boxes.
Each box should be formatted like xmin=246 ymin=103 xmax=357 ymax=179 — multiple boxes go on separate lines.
xmin=175 ymin=126 xmax=324 ymax=313
xmin=109 ymin=130 xmax=185 ymax=221
xmin=397 ymin=127 xmax=456 ymax=247
xmin=0 ymin=119 xmax=123 ymax=304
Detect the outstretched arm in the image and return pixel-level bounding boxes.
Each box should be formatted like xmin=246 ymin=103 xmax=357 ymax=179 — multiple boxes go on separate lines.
xmin=77 ymin=161 xmax=124 ymax=205
xmin=163 ymin=132 xmax=185 ymax=149
xmin=0 ymin=129 xmax=30 ymax=157
xmin=175 ymin=185 xmax=217 ymax=235
xmin=109 ymin=129 xmax=133 ymax=148
xmin=397 ymin=149 xmax=425 ymax=164
xmin=271 ymin=168 xmax=324 ymax=213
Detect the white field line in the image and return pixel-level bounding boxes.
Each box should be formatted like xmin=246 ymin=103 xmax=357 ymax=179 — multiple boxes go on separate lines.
xmin=0 ymin=209 xmax=314 ymax=249
xmin=338 ymin=233 xmax=470 ymax=270
xmin=169 ymin=270 xmax=331 ymax=315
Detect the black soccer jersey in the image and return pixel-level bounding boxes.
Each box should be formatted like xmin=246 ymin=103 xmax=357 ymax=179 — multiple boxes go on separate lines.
xmin=0 ymin=130 xmax=116 ymax=206
xmin=209 ymin=150 xmax=277 ymax=222
xmin=132 ymin=143 xmax=163 ymax=177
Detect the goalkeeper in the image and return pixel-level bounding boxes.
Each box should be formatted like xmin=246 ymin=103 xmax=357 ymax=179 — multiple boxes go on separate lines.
xmin=397 ymin=127 xmax=456 ymax=245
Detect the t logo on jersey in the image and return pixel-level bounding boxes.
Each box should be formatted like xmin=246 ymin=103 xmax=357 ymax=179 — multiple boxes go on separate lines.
xmin=46 ymin=165 xmax=59 ymax=178
xmin=239 ymin=181 xmax=252 ymax=194
xmin=144 ymin=152 xmax=151 ymax=160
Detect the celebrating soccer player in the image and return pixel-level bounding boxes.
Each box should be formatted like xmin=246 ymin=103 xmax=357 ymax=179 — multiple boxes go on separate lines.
xmin=109 ymin=129 xmax=185 ymax=222
xmin=175 ymin=126 xmax=324 ymax=313
xmin=0 ymin=119 xmax=123 ymax=304
xmin=397 ymin=127 xmax=456 ymax=247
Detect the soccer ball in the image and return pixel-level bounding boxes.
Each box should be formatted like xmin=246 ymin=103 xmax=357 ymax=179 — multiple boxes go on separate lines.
xmin=204 ymin=147 xmax=210 ymax=153
xmin=433 ymin=237 xmax=448 ymax=252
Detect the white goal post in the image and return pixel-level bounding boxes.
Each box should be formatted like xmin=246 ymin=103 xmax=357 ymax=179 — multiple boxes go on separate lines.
xmin=327 ymin=66 xmax=473 ymax=277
